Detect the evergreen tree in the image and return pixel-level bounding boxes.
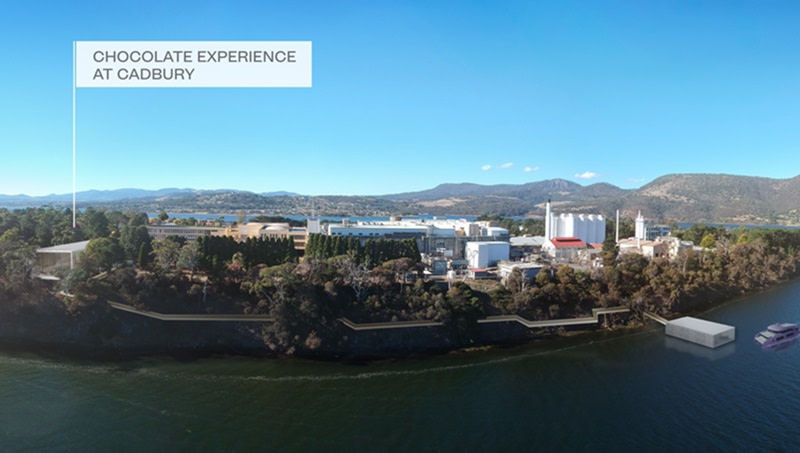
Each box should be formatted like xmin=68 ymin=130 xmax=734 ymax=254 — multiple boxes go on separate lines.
xmin=137 ymin=241 xmax=153 ymax=269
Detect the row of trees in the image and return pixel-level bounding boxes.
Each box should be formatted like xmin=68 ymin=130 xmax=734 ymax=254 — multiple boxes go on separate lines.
xmin=305 ymin=234 xmax=420 ymax=266
xmin=197 ymin=236 xmax=296 ymax=276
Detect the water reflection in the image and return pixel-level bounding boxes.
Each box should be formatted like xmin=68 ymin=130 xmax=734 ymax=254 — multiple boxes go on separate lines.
xmin=759 ymin=337 xmax=799 ymax=353
xmin=664 ymin=336 xmax=736 ymax=360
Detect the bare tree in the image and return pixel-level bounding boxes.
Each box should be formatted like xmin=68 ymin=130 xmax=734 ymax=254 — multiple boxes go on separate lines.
xmin=338 ymin=250 xmax=371 ymax=303
xmin=177 ymin=240 xmax=201 ymax=281
xmin=151 ymin=239 xmax=181 ymax=272
xmin=0 ymin=241 xmax=36 ymax=289
xmin=505 ymin=268 xmax=528 ymax=294
xmin=252 ymin=263 xmax=297 ymax=307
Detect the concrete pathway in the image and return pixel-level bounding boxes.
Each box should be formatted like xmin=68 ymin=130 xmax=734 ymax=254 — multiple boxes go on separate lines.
xmin=478 ymin=307 xmax=630 ymax=328
xmin=108 ymin=301 xmax=629 ymax=331
xmin=107 ymin=301 xmax=274 ymax=322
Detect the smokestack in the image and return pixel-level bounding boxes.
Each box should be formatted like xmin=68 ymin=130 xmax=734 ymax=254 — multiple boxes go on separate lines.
xmin=615 ymin=209 xmax=619 ymax=243
xmin=545 ymin=199 xmax=552 ymax=240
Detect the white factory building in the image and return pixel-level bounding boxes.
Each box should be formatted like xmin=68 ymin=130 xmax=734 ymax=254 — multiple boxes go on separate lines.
xmin=465 ymin=241 xmax=510 ymax=269
xmin=324 ymin=217 xmax=509 ymax=259
xmin=544 ymin=201 xmax=606 ymax=244
xmin=326 ymin=218 xmax=508 ymax=240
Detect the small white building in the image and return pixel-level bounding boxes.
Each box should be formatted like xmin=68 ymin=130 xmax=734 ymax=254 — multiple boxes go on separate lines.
xmin=307 ymin=218 xmax=322 ymax=234
xmin=666 ymin=317 xmax=735 ymax=348
xmin=146 ymin=225 xmax=222 ymax=241
xmin=509 ymin=236 xmax=545 ymax=260
xmin=465 ymin=241 xmax=510 ymax=269
xmin=659 ymin=236 xmax=695 ymax=259
xmin=35 ymin=240 xmax=90 ymax=276
xmin=619 ymin=237 xmax=690 ymax=260
xmin=497 ymin=262 xmax=543 ymax=280
xmin=542 ymin=237 xmax=587 ymax=262
xmin=618 ymin=238 xmax=668 ymax=259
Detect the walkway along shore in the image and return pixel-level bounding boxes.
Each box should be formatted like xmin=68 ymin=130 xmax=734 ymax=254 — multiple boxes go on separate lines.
xmin=107 ymin=301 xmax=630 ymax=331
xmin=643 ymin=311 xmax=668 ymax=326
xmin=107 ymin=301 xmax=275 ymax=322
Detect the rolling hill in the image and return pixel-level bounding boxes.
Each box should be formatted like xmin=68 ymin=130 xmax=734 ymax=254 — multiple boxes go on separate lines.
xmin=3 ymin=174 xmax=800 ymax=224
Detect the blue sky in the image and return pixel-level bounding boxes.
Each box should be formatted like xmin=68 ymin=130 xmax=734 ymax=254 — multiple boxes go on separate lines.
xmin=2 ymin=0 xmax=800 ymax=196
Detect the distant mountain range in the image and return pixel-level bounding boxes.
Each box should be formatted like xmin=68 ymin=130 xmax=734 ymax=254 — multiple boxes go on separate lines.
xmin=0 ymin=188 xmax=198 ymax=204
xmin=3 ymin=174 xmax=800 ymax=224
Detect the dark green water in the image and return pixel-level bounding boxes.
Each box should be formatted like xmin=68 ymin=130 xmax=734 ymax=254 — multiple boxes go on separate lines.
xmin=2 ymin=282 xmax=800 ymax=452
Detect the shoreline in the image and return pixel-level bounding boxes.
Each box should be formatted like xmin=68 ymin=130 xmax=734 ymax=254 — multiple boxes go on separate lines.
xmin=1 ymin=277 xmax=796 ymax=364
xmin=0 ymin=307 xmax=637 ymax=364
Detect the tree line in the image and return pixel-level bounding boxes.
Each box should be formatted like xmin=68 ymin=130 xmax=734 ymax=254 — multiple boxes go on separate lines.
xmin=4 ymin=207 xmax=800 ymax=357
xmin=197 ymin=235 xmax=296 ymax=276
xmin=305 ymin=233 xmax=420 ymax=266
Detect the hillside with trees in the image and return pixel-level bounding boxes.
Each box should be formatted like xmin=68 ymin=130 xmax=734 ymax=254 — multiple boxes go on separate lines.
xmin=5 ymin=173 xmax=800 ymax=224
xmin=3 ymin=206 xmax=800 ymax=358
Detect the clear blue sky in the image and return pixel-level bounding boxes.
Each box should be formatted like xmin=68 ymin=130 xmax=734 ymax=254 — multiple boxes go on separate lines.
xmin=2 ymin=0 xmax=800 ymax=197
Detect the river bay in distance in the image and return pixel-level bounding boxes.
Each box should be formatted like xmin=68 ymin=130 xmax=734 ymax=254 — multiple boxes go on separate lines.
xmin=2 ymin=280 xmax=799 ymax=452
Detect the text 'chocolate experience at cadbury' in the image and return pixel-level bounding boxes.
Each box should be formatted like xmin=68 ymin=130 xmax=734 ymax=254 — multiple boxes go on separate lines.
xmin=92 ymin=49 xmax=297 ymax=64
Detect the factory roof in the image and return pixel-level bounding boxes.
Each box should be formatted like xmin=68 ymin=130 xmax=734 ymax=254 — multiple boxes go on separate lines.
xmin=510 ymin=236 xmax=545 ymax=247
xmin=548 ymin=237 xmax=587 ymax=248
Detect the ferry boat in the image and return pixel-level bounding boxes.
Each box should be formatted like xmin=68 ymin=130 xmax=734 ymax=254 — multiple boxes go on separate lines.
xmin=754 ymin=323 xmax=800 ymax=348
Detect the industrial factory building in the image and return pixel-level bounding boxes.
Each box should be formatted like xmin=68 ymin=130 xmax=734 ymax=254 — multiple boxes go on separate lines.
xmin=543 ymin=201 xmax=606 ymax=245
xmin=325 ymin=217 xmax=509 ymax=259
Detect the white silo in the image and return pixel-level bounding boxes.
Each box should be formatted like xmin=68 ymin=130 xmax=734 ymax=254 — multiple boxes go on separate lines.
xmin=576 ymin=214 xmax=588 ymax=242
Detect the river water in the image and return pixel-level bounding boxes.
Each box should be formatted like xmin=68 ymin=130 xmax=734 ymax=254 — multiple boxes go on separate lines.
xmin=2 ymin=281 xmax=799 ymax=452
